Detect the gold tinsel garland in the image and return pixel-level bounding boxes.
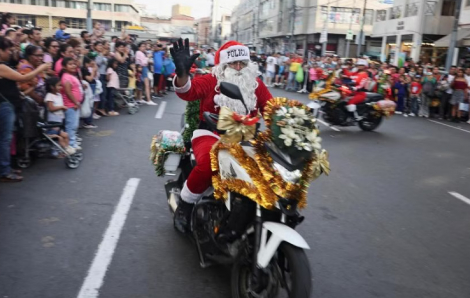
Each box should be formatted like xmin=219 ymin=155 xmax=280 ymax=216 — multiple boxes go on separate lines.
xmin=209 ymin=97 xmax=330 ymax=210
xmin=308 ymin=73 xmax=335 ymax=100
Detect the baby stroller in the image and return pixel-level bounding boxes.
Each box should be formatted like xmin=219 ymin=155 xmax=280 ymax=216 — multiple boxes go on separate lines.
xmin=15 ymin=97 xmax=82 ymax=169
xmin=114 ymin=88 xmax=140 ymax=114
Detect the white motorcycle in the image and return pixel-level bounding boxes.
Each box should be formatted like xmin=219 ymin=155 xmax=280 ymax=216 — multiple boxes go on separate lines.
xmin=154 ymin=82 xmax=329 ymax=298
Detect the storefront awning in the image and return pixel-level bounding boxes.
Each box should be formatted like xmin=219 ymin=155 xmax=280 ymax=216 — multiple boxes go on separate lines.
xmin=434 ymin=29 xmax=470 ymax=48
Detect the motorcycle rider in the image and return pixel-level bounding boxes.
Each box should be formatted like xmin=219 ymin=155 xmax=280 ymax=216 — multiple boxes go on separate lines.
xmin=343 ymin=58 xmax=371 ymax=120
xmin=170 ymin=38 xmax=273 ymax=233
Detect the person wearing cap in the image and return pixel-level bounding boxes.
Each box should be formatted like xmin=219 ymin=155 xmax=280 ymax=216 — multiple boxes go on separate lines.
xmin=55 ymin=21 xmax=70 ymax=41
xmin=170 ymin=38 xmax=273 ymax=233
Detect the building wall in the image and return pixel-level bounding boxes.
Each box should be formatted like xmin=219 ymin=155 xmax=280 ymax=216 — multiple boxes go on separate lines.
xmin=0 ymin=0 xmax=140 ymax=34
xmin=196 ymin=17 xmax=211 ymax=47
xmin=172 ymin=4 xmax=192 ymax=17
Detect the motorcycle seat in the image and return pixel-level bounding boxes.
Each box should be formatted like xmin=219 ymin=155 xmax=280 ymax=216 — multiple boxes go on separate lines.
xmin=364 ymin=92 xmax=383 ymax=103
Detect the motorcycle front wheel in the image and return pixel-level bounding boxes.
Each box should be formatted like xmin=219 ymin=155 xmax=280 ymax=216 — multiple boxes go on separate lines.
xmin=231 ymin=242 xmax=312 ymax=298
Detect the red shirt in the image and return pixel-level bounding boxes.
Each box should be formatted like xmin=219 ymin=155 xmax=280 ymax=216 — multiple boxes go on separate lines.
xmin=176 ymin=75 xmax=273 ymax=120
xmin=410 ymin=82 xmax=422 ymax=95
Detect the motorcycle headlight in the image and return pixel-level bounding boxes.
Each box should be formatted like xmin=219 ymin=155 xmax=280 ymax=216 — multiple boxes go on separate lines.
xmin=273 ymin=162 xmax=302 ymax=184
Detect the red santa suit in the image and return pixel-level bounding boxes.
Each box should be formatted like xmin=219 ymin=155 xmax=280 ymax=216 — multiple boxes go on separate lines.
xmin=173 ymin=41 xmax=273 ymax=203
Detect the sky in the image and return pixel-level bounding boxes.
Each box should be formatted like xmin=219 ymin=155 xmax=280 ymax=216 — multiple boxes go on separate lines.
xmin=136 ymin=0 xmax=213 ymax=19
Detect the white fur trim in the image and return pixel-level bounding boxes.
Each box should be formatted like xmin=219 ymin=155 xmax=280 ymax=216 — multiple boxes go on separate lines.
xmin=218 ymin=45 xmax=250 ymax=65
xmin=346 ymin=104 xmax=357 ymax=112
xmin=181 ymin=181 xmax=201 ymax=203
xmin=173 ymin=76 xmax=192 ymax=93
xmin=191 ymin=129 xmax=220 ymax=141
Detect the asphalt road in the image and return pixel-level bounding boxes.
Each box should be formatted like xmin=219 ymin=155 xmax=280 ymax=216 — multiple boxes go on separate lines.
xmin=1 ymin=86 xmax=469 ymax=298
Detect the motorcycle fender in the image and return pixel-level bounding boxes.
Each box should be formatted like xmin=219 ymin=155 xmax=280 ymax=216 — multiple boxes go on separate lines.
xmin=307 ymin=101 xmax=321 ymax=118
xmin=256 ymin=221 xmax=310 ymax=268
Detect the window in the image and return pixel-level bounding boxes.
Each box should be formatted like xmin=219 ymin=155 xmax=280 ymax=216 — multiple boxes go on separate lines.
xmin=96 ymin=20 xmax=111 ymax=31
xmin=115 ymin=4 xmax=137 ymax=13
xmin=16 ymin=14 xmax=36 ymax=27
xmin=441 ymin=0 xmax=456 ymax=16
xmin=321 ymin=7 xmax=360 ymax=24
xmin=9 ymin=0 xmax=23 ymax=3
xmin=94 ymin=3 xmax=111 ymax=11
xmin=467 ymin=0 xmax=470 ymax=6
xmin=389 ymin=6 xmax=402 ymax=19
xmin=65 ymin=18 xmax=87 ymax=29
xmin=67 ymin=1 xmax=88 ymax=9
xmin=376 ymin=10 xmax=386 ymax=22
xmin=31 ymin=0 xmax=48 ymax=5
xmin=364 ymin=9 xmax=373 ymax=25
xmin=405 ymin=2 xmax=418 ymax=17
xmin=115 ymin=21 xmax=129 ymax=32
xmin=51 ymin=0 xmax=66 ymax=7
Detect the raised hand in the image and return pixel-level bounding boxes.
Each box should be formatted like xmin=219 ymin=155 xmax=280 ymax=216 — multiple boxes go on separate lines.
xmin=170 ymin=38 xmax=199 ymax=78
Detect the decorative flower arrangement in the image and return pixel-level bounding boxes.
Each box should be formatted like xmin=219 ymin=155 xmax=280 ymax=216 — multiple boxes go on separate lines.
xmin=273 ymin=105 xmax=322 ymax=154
xmin=209 ymin=98 xmax=330 ymax=209
xmin=150 ymin=130 xmax=186 ymax=176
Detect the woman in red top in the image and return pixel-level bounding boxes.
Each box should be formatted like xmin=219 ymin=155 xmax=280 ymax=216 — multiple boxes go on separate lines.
xmin=450 ymin=69 xmax=468 ymax=122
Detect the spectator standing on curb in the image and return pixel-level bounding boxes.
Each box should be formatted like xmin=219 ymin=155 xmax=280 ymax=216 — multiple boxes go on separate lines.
xmin=152 ymin=42 xmax=165 ymax=98
xmin=420 ymin=71 xmax=437 ymax=118
xmin=265 ymin=53 xmax=277 ymax=87
xmin=0 ymin=36 xmax=51 ymax=182
xmin=450 ymin=68 xmax=467 ymax=123
xmin=408 ymin=75 xmax=422 ymax=117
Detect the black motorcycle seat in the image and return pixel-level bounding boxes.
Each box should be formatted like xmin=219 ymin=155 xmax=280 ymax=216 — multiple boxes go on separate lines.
xmin=364 ymin=92 xmax=383 ymax=102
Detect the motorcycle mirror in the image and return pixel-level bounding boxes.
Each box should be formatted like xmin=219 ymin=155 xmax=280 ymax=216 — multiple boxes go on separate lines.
xmin=220 ymin=82 xmax=244 ymax=101
xmin=219 ymin=82 xmax=249 ymax=114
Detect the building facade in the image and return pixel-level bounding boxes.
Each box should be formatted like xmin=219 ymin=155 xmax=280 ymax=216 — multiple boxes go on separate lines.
xmin=373 ymin=0 xmax=459 ymax=66
xmin=196 ymin=17 xmax=212 ymax=47
xmin=231 ymin=0 xmax=392 ymax=57
xmin=141 ymin=14 xmax=197 ymax=45
xmin=209 ymin=0 xmax=240 ymax=47
xmin=0 ymin=0 xmax=141 ymax=36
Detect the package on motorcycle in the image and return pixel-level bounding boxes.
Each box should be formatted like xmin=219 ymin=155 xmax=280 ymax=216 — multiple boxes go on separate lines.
xmin=170 ymin=38 xmax=272 ymax=233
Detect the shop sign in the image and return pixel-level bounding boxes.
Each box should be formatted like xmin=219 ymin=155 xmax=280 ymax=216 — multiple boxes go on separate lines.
xmin=397 ymin=21 xmax=405 ymax=30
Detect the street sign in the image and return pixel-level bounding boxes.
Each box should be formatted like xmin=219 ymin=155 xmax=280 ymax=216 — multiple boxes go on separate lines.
xmin=346 ymin=30 xmax=353 ymax=41
xmin=320 ymin=29 xmax=328 ymax=43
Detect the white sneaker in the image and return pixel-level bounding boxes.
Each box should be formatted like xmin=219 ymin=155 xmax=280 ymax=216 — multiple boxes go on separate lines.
xmin=74 ymin=145 xmax=82 ymax=150
xmin=409 ymin=113 xmax=416 ymax=117
xmin=93 ymin=113 xmax=101 ymax=120
xmin=467 ymin=120 xmax=470 ymax=124
xmin=146 ymin=101 xmax=157 ymax=106
xmin=65 ymin=146 xmax=76 ymax=155
xmin=395 ymin=111 xmax=402 ymax=114
xmin=76 ymin=137 xmax=83 ymax=142
xmin=403 ymin=114 xmax=408 ymax=117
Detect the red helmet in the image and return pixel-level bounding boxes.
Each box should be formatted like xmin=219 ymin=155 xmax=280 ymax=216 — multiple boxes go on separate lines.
xmin=340 ymin=85 xmax=353 ymax=96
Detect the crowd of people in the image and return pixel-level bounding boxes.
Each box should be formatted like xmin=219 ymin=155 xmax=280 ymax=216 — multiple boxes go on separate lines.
xmin=249 ymin=52 xmax=470 ymax=122
xmin=0 ymin=13 xmax=175 ymax=182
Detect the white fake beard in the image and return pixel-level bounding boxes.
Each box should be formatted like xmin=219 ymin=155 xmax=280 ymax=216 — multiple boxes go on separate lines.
xmin=213 ymin=62 xmax=259 ymax=115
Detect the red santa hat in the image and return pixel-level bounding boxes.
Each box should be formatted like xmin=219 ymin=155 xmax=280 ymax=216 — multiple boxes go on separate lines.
xmin=215 ymin=41 xmax=250 ymax=66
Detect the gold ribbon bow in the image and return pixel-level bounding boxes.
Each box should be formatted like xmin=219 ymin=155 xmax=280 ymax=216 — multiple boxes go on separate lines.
xmin=217 ymin=107 xmax=259 ymax=143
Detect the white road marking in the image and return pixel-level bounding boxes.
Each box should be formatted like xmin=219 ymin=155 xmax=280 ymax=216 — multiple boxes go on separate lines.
xmin=317 ymin=119 xmax=341 ymax=132
xmin=428 ymin=120 xmax=470 ymax=134
xmin=155 ymin=101 xmax=167 ymax=119
xmin=449 ymin=192 xmax=470 ymax=206
xmin=77 ymin=178 xmax=141 ymax=298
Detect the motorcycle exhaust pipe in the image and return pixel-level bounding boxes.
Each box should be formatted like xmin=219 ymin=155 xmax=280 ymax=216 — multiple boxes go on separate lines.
xmin=168 ymin=192 xmax=179 ymax=213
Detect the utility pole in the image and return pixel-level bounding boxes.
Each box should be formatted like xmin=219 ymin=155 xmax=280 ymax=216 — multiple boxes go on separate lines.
xmin=321 ymin=6 xmax=329 ymax=56
xmin=445 ymin=0 xmax=462 ymax=71
xmin=290 ymin=0 xmax=296 ymax=53
xmin=86 ymin=0 xmax=93 ymax=32
xmin=345 ymin=0 xmax=357 ymax=57
xmin=357 ymin=0 xmax=367 ymax=57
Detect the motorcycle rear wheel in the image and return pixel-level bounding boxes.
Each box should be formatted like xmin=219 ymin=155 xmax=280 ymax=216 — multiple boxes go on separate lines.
xmin=231 ymin=242 xmax=312 ymax=298
xmin=358 ymin=114 xmax=383 ymax=131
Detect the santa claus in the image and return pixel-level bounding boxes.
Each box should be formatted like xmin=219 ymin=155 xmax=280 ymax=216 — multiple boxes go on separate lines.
xmin=170 ymin=38 xmax=273 ymax=232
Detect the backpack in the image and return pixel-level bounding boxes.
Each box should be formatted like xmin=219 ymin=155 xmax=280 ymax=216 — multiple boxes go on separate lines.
xmin=422 ymin=78 xmax=436 ymax=97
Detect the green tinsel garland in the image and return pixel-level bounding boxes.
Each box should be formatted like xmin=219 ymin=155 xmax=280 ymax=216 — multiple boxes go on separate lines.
xmin=183 ymin=100 xmax=200 ymax=143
